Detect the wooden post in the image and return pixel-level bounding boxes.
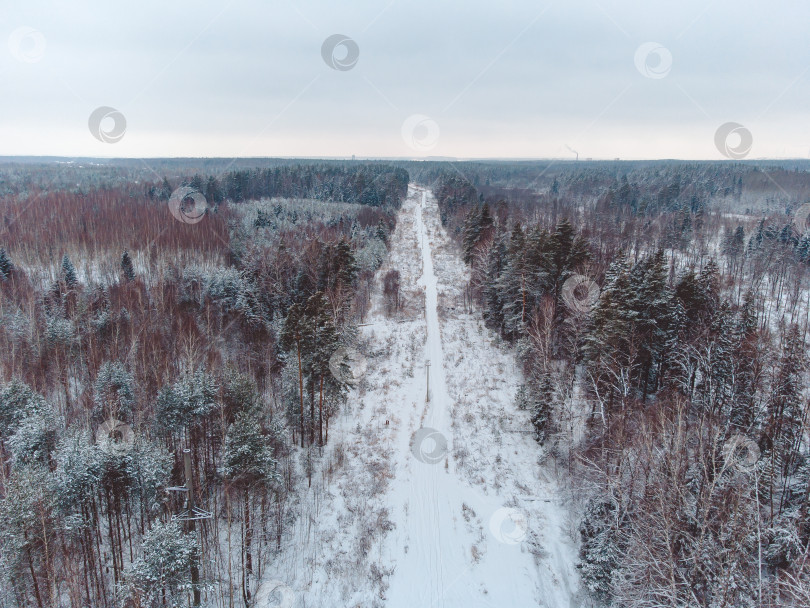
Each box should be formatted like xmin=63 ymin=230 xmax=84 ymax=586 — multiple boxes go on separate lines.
xmin=425 ymin=359 xmax=431 ymax=403
xmin=184 ymin=449 xmax=201 ymax=607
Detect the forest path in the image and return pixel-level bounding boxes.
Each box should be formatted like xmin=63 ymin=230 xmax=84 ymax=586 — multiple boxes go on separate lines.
xmin=266 ymin=185 xmax=579 ymax=608
xmin=382 ymin=186 xmax=580 ymax=607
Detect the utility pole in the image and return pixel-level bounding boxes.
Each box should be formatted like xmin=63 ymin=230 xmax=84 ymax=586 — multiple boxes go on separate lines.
xmin=184 ymin=449 xmax=201 ymax=607
xmin=425 ymin=359 xmax=431 ymax=403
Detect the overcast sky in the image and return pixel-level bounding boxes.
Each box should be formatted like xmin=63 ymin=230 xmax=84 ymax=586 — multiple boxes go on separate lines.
xmin=2 ymin=0 xmax=809 ymax=160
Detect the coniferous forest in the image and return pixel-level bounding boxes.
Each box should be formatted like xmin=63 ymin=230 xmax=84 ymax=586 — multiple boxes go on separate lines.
xmin=431 ymin=160 xmax=810 ymax=607
xmin=0 ymin=160 xmax=408 ymax=608
xmin=3 ymin=158 xmax=810 ymax=607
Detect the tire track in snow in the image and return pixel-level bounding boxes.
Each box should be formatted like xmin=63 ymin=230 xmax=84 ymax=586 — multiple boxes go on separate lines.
xmin=384 ymin=185 xmax=579 ymax=608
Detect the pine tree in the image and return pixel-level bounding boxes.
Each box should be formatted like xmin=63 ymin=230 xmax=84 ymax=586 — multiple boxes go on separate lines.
xmin=334 ymin=238 xmax=358 ymax=289
xmin=462 ymin=203 xmax=494 ymax=264
xmin=748 ymin=219 xmax=766 ymax=255
xmin=729 ymin=292 xmax=762 ymax=429
xmin=497 ymin=223 xmax=529 ymax=339
xmin=578 ymin=499 xmax=623 ymax=603
xmin=766 ymin=325 xmax=806 ymax=483
xmin=633 ymin=250 xmax=674 ymax=398
xmin=797 ymin=232 xmax=810 ymax=262
xmin=462 ymin=204 xmax=482 ymax=264
xmin=0 ymin=248 xmax=13 ymax=280
xmin=303 ymin=292 xmax=340 ymax=445
xmin=697 ymin=302 xmax=736 ymax=416
xmin=674 ymin=260 xmax=719 ymax=333
xmin=61 ymin=254 xmax=77 ymax=287
xmin=220 ymin=411 xmax=278 ymax=602
xmin=155 ymin=370 xmax=218 ymax=432
xmin=93 ymin=361 xmax=134 ymax=421
xmin=0 ymin=380 xmax=48 ymax=438
xmin=280 ymin=302 xmax=308 ymax=447
xmin=530 ymin=374 xmax=555 ymax=442
xmin=483 ymin=233 xmax=507 ymax=332
xmin=0 ymin=463 xmax=57 ymax=607
xmin=159 ymin=177 xmax=173 ymax=200
xmin=121 ymin=250 xmax=135 ymax=282
xmin=52 ymin=427 xmax=102 ymax=517
xmin=127 ymin=520 xmax=198 ymax=607
xmin=584 ymin=252 xmax=638 ymax=416
xmin=7 ymin=408 xmax=58 ymax=467
xmin=220 ymin=413 xmax=278 ymax=483
xmin=206 ymin=175 xmax=223 ymax=203
xmin=543 ymin=219 xmax=589 ymax=297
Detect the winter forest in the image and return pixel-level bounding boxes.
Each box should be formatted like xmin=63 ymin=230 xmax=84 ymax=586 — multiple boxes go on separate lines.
xmin=3 ymin=157 xmax=810 ymax=608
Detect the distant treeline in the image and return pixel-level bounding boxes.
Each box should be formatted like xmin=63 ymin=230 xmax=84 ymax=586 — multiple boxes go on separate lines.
xmin=148 ymin=164 xmax=410 ymax=207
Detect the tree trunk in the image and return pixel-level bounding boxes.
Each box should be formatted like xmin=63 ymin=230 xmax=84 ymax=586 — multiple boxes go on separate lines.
xmin=243 ymin=487 xmax=252 ymax=605
xmin=296 ymin=338 xmax=305 ymax=448
xmin=318 ymin=375 xmax=325 ymax=446
xmin=310 ymin=379 xmax=316 ymax=446
xmin=26 ymin=540 xmax=44 ymax=608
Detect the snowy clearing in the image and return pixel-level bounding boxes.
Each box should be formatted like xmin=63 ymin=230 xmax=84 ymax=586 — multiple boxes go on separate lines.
xmin=265 ymin=186 xmax=580 ymax=607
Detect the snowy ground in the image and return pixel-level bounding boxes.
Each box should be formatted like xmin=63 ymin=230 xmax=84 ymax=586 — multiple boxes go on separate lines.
xmin=262 ymin=186 xmax=580 ymax=607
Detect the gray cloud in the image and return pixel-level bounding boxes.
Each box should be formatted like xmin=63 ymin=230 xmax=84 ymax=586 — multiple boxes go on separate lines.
xmin=2 ymin=0 xmax=809 ymax=159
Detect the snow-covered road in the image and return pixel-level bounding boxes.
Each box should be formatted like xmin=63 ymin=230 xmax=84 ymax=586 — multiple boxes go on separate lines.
xmin=383 ymin=186 xmax=579 ymax=607
xmin=265 ymin=185 xmax=579 ymax=608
